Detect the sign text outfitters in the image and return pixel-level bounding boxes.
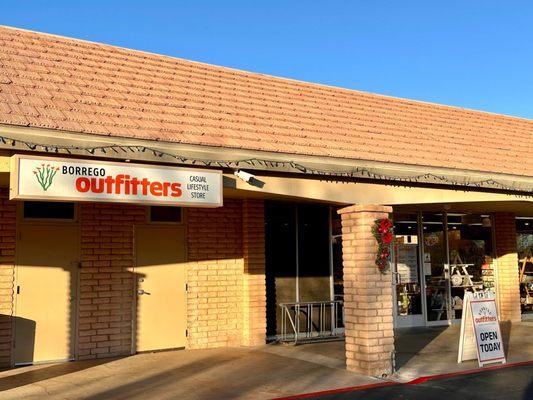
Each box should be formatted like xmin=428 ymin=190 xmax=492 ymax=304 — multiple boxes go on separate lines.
xmin=10 ymin=155 xmax=223 ymax=207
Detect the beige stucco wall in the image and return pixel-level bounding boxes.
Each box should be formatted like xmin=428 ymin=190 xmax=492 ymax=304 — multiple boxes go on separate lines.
xmin=224 ymin=174 xmax=532 ymax=212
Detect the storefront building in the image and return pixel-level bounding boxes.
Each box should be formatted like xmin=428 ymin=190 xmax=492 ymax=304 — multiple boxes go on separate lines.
xmin=0 ymin=26 xmax=531 ymax=377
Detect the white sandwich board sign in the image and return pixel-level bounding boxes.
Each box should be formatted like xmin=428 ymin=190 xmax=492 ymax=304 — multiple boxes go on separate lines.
xmin=458 ymin=291 xmax=506 ymax=367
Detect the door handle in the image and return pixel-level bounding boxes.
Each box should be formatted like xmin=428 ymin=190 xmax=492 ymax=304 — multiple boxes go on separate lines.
xmin=137 ymin=289 xmax=151 ymax=296
xmin=391 ymin=272 xmax=402 ymax=285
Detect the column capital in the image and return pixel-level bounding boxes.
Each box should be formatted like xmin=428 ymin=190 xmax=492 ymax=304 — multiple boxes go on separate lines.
xmin=338 ymin=204 xmax=392 ymax=215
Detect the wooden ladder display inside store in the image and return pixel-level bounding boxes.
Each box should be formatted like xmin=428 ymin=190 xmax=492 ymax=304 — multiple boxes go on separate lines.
xmin=449 ymin=253 xmax=483 ymax=291
xmin=448 ymin=253 xmax=484 ymax=319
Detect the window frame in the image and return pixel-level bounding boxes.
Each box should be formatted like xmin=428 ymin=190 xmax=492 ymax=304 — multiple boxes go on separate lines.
xmin=19 ymin=201 xmax=78 ymax=223
xmin=148 ymin=205 xmax=185 ymax=225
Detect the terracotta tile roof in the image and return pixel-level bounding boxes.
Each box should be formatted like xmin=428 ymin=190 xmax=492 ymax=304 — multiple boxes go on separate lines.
xmin=0 ymin=25 xmax=532 ymax=177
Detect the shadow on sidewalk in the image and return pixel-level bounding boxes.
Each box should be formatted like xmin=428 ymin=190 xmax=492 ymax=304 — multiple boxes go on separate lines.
xmin=0 ymin=358 xmax=119 ymax=392
xmin=394 ymin=326 xmax=447 ymax=370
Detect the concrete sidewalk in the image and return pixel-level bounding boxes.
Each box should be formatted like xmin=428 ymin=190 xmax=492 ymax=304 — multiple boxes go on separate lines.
xmin=393 ymin=320 xmax=533 ymax=381
xmin=284 ymin=321 xmax=533 ymax=382
xmin=0 ymin=346 xmax=378 ymax=400
xmin=0 ymin=321 xmax=531 ymax=399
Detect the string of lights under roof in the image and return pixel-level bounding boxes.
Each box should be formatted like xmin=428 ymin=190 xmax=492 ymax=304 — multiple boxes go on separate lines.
xmin=0 ymin=133 xmax=531 ymax=196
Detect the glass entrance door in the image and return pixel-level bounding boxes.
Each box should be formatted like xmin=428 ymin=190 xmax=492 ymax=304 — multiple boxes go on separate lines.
xmin=421 ymin=213 xmax=451 ymax=325
xmin=392 ymin=213 xmax=424 ymax=327
xmin=392 ymin=211 xmax=496 ymax=327
xmin=447 ymin=214 xmax=494 ymax=321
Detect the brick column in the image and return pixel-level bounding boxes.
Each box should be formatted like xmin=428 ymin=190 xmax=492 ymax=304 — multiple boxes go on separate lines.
xmin=0 ymin=189 xmax=15 ymax=368
xmin=242 ymin=199 xmax=266 ymax=346
xmin=493 ymin=213 xmax=521 ymax=322
xmin=338 ymin=204 xmax=394 ymax=377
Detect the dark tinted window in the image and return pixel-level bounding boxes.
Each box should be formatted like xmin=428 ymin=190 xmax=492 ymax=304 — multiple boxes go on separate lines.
xmin=23 ymin=201 xmax=75 ymax=220
xmin=265 ymin=202 xmax=297 ymax=336
xmin=517 ymin=218 xmax=533 ymax=234
xmin=265 ymin=202 xmax=332 ymax=335
xmin=150 ymin=206 xmax=182 ymax=223
xmin=297 ymin=204 xmax=330 ymax=279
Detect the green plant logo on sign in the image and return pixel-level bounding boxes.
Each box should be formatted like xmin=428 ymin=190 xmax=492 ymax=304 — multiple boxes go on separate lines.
xmin=33 ymin=163 xmax=60 ymax=191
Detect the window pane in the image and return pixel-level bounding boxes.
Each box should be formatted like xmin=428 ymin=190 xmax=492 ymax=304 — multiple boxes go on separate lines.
xmin=422 ymin=213 xmax=450 ymax=322
xmin=517 ymin=218 xmax=533 ymax=259
xmin=516 ymin=218 xmax=533 ymax=317
xmin=150 ymin=206 xmax=182 ymax=223
xmin=297 ymin=204 xmax=330 ymax=302
xmin=265 ymin=202 xmax=297 ymax=336
xmin=447 ymin=213 xmax=493 ymax=320
xmin=23 ymin=201 xmax=75 ymax=220
xmin=331 ymin=207 xmax=343 ymax=300
xmin=393 ymin=213 xmax=422 ymax=316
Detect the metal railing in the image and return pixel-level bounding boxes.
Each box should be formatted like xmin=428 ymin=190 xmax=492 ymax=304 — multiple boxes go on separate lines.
xmin=279 ymin=300 xmax=344 ymax=344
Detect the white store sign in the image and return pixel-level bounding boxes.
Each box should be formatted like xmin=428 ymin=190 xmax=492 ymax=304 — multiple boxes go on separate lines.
xmin=10 ymin=155 xmax=223 ymax=207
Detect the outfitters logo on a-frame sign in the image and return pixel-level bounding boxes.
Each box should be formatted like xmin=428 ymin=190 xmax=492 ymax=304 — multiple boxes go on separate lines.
xmin=10 ymin=155 xmax=223 ymax=207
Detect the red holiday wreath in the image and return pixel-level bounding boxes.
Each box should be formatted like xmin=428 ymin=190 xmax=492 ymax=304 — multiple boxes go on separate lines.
xmin=371 ymin=218 xmax=393 ymax=272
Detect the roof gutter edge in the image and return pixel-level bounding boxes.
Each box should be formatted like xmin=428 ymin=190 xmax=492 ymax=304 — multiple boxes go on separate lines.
xmin=0 ymin=124 xmax=532 ymax=195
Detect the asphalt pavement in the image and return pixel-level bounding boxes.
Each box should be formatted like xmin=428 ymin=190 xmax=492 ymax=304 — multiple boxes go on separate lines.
xmin=281 ymin=363 xmax=533 ymax=400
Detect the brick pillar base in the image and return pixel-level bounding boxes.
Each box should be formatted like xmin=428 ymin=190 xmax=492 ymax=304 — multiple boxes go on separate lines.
xmin=339 ymin=204 xmax=394 ymax=377
xmin=493 ymin=213 xmax=521 ymax=322
xmin=242 ymin=199 xmax=266 ymax=346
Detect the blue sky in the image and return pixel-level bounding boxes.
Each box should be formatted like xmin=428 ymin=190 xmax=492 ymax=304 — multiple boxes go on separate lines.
xmin=2 ymin=1 xmax=533 ymax=118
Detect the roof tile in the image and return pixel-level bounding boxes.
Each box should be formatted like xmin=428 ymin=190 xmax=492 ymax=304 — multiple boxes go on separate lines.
xmin=0 ymin=26 xmax=531 ymax=177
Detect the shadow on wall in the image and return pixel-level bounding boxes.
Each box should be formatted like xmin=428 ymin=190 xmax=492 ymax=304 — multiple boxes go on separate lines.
xmin=11 ymin=265 xmax=81 ymax=367
xmin=185 ymin=200 xmax=252 ymax=348
xmin=133 ymin=224 xmax=185 ymax=354
xmin=12 ymin=199 xmax=262 ymax=376
xmin=132 ymin=199 xmax=263 ymax=353
xmin=13 ymin=243 xmax=154 ymax=366
xmin=12 ymin=222 xmax=79 ymax=368
xmin=10 ymin=202 xmax=144 ymax=373
xmin=4 ymin=202 xmax=148 ymax=391
xmin=3 ymin=206 xmax=155 ymax=392
xmin=4 ymin=268 xmax=117 ymax=391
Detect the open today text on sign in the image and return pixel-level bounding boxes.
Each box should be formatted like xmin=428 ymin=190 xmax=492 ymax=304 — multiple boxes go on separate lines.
xmin=470 ymin=298 xmax=505 ymax=365
xmin=10 ymin=155 xmax=223 ymax=207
